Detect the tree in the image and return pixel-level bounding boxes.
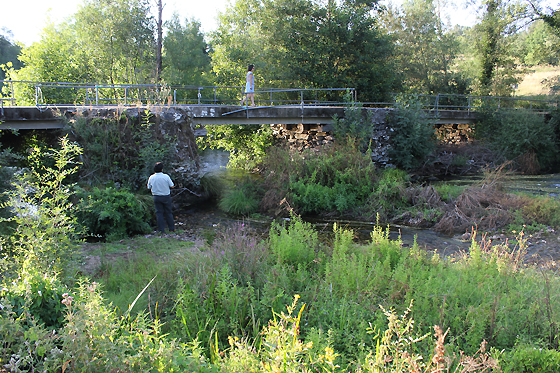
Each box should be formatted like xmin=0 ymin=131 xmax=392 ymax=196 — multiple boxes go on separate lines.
xmin=211 ymin=0 xmax=398 ymax=102
xmin=74 ymin=0 xmax=156 ymax=85
xmin=514 ymin=20 xmax=560 ymax=66
xmin=5 ymin=23 xmax=93 ymax=105
xmin=0 ymin=29 xmax=23 ymax=80
xmin=381 ymin=0 xmax=469 ymax=94
xmin=162 ymin=15 xmax=213 ymax=87
xmin=473 ymin=0 xmax=524 ymax=95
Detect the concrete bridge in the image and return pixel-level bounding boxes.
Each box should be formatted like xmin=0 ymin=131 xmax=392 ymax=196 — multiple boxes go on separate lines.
xmin=0 ymin=104 xmax=478 ymax=131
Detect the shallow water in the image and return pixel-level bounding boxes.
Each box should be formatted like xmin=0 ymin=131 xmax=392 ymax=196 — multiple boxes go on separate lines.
xmin=439 ymin=173 xmax=560 ymax=197
xmin=189 ymin=154 xmax=560 ymax=264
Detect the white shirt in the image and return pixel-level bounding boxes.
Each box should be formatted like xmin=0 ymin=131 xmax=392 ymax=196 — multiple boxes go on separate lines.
xmin=147 ymin=172 xmax=174 ymax=196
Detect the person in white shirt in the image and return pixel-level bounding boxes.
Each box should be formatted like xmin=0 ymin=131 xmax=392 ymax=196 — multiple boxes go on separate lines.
xmin=147 ymin=162 xmax=175 ymax=233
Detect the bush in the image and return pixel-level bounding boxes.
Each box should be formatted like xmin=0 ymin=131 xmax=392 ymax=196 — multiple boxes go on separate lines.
xmin=282 ymin=139 xmax=377 ymax=214
xmin=75 ymin=186 xmax=152 ymax=241
xmin=1 ymin=268 xmax=68 ymax=329
xmin=502 ymin=343 xmax=560 ymax=373
xmin=332 ymin=92 xmax=376 ymax=151
xmin=388 ymin=96 xmax=437 ymax=170
xmin=67 ymin=110 xmax=176 ymax=188
xmin=475 ymin=108 xmax=558 ymax=172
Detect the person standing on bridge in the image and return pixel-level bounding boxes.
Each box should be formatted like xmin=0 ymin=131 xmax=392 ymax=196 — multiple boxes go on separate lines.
xmin=241 ymin=64 xmax=255 ymax=107
xmin=147 ymin=162 xmax=175 ymax=234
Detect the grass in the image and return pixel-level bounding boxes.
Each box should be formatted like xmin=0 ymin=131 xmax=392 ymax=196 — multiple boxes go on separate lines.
xmin=516 ymin=65 xmax=560 ymax=96
xmin=80 ymin=235 xmax=198 ymax=317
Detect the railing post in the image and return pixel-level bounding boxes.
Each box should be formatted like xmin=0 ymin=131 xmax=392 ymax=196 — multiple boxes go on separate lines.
xmin=468 ymin=95 xmax=471 ymax=113
xmin=301 ymin=90 xmax=304 ymax=121
xmin=198 ymin=87 xmax=201 ymax=105
xmin=435 ymin=93 xmax=440 ymax=115
xmin=174 ymin=89 xmax=177 ymax=105
xmin=124 ymin=87 xmax=128 ymax=105
xmin=10 ymin=81 xmax=14 ymax=106
xmin=214 ymin=86 xmax=217 ymax=104
xmin=95 ymin=85 xmax=99 ymax=106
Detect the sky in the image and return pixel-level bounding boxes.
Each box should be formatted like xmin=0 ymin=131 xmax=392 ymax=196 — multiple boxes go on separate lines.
xmin=1 ymin=0 xmax=530 ymax=47
xmin=3 ymin=0 xmax=231 ymax=47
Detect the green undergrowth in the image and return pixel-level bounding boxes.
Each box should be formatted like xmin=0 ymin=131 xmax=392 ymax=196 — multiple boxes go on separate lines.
xmin=3 ymin=214 xmax=560 ymax=371
xmin=4 ymin=138 xmax=560 ymax=371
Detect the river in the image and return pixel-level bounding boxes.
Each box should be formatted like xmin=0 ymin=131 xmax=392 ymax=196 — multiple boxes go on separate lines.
xmin=186 ymin=150 xmax=560 ymax=267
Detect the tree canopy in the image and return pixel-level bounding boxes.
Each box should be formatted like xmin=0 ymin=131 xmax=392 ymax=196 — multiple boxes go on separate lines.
xmin=3 ymin=0 xmax=560 ymax=101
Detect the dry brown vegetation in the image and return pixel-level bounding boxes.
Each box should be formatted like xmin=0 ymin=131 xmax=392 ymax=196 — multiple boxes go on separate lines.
xmin=434 ymin=163 xmax=525 ymax=234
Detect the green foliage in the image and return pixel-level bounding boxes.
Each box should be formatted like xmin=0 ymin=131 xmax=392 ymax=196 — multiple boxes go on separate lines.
xmin=367 ymin=168 xmax=409 ymax=219
xmin=502 ymin=343 xmax=560 ymax=372
xmin=507 ymin=194 xmax=560 ymax=232
xmin=163 ymin=15 xmax=214 ymax=87
xmin=333 ymin=92 xmax=377 ymax=150
xmin=288 ymin=139 xmax=377 ymax=214
xmin=218 ymin=183 xmax=260 ymax=216
xmin=211 ymin=0 xmax=398 ymax=102
xmin=388 ymin=96 xmax=436 ymax=170
xmin=513 ymin=20 xmax=560 ymax=66
xmin=67 ymin=110 xmax=175 ymax=187
xmin=0 ymin=146 xmax=21 ymax=237
xmin=75 ymin=186 xmax=152 ymax=241
xmin=381 ymin=0 xmax=469 ymax=95
xmin=210 ymin=222 xmax=270 ymax=286
xmin=472 ymin=0 xmax=524 ymax=96
xmin=1 ymin=269 xmax=68 ymax=330
xmin=269 ymin=215 xmax=318 ymax=267
xmin=434 ymin=182 xmax=466 ymax=202
xmin=1 ymin=136 xmax=82 ymax=275
xmin=57 ymin=280 xmax=216 ymax=372
xmin=0 ymin=300 xmax=60 ymax=372
xmin=199 ymin=124 xmax=273 ymax=170
xmin=475 ymin=108 xmax=558 ymax=171
xmin=0 ymin=31 xmax=23 ymax=81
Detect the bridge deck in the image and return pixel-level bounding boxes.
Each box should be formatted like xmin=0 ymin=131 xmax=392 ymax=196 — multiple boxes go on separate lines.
xmin=0 ymin=105 xmax=476 ymax=130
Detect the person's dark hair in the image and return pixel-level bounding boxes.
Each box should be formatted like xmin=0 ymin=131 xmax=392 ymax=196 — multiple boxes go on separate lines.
xmin=154 ymin=162 xmax=164 ymax=173
xmin=248 ymin=64 xmax=254 ymax=71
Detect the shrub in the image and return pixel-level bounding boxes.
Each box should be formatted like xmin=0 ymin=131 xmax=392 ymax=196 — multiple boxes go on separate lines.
xmin=475 ymin=109 xmax=558 ymax=172
xmin=1 ymin=268 xmax=68 ymax=329
xmin=75 ymin=186 xmax=152 ymax=241
xmin=503 ymin=343 xmax=560 ymax=373
xmin=387 ymin=96 xmax=437 ymax=170
xmin=57 ymin=280 xmax=215 ymax=373
xmin=333 ymin=92 xmax=376 ymax=151
xmin=67 ymin=110 xmax=176 ymax=188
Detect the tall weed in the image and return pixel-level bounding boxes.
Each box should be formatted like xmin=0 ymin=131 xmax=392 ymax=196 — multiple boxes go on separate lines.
xmin=1 ymin=136 xmax=81 ymax=275
xmin=269 ymin=215 xmax=319 ymax=268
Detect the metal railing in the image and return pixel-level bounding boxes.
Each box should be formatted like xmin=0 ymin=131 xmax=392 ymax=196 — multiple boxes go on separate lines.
xmin=2 ymin=80 xmax=557 ymax=112
xmin=386 ymin=93 xmax=559 ymax=113
xmin=0 ymin=80 xmax=356 ymax=108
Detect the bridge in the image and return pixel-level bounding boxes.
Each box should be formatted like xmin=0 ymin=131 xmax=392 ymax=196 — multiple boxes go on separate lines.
xmin=0 ymin=81 xmax=556 ymax=130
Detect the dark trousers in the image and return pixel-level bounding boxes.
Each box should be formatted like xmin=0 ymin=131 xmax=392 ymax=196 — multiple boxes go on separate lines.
xmin=153 ymin=194 xmax=174 ymax=233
